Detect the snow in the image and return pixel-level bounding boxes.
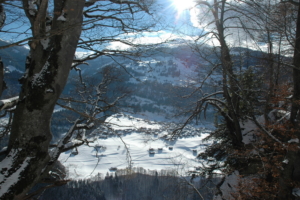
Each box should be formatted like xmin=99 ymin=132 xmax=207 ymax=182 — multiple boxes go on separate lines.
xmin=57 ymin=11 xmax=66 ymax=21
xmin=31 ymin=62 xmax=49 ymax=88
xmin=40 ymin=38 xmax=50 ymax=50
xmin=240 ymin=119 xmax=258 ymax=144
xmin=53 ymin=105 xmax=64 ymax=113
xmin=126 ymin=57 xmax=199 ymax=86
xmin=268 ymin=109 xmax=290 ymax=122
xmin=64 ymin=139 xmax=84 ymax=149
xmin=46 ymin=89 xmax=54 ymax=93
xmin=0 ymin=149 xmax=31 ymax=196
xmin=288 ymin=138 xmax=299 ymax=143
xmin=75 ymin=51 xmax=94 ymax=59
xmin=105 ymin=114 xmax=161 ymax=130
xmin=282 ymin=159 xmax=289 ymax=164
xmin=293 ymin=188 xmax=300 ymax=197
xmin=28 ymin=0 xmax=36 ymax=16
xmin=214 ymin=170 xmax=239 ymax=200
xmin=0 ymin=96 xmax=19 ymax=111
xmin=57 ymin=15 xmax=66 ymax=21
xmin=0 ymin=147 xmax=7 ymax=153
xmin=6 ymin=65 xmax=23 ymax=73
xmin=58 ymin=113 xmax=212 ymax=180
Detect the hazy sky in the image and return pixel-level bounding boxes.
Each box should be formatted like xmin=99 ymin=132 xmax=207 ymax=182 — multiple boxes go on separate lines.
xmin=0 ymin=0 xmax=278 ymax=53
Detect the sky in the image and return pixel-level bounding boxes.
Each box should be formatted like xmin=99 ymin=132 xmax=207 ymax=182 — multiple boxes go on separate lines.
xmin=0 ymin=0 xmax=288 ymax=54
xmin=104 ymin=0 xmax=203 ymax=50
xmin=101 ymin=0 xmax=270 ymax=51
xmin=0 ymin=0 xmax=201 ymax=49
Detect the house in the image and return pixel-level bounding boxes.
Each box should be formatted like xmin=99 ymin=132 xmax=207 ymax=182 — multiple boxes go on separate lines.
xmin=109 ymin=167 xmax=118 ymax=171
xmin=149 ymin=148 xmax=155 ymax=151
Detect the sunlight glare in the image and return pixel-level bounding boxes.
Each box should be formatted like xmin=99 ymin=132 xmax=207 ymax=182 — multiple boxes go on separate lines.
xmin=172 ymin=0 xmax=195 ymax=12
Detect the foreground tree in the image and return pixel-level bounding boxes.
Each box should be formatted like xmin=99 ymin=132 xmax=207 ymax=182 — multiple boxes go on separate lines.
xmin=0 ymin=0 xmax=155 ymax=199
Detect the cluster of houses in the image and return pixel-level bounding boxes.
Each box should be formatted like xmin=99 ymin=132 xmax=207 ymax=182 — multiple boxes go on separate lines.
xmin=91 ymin=123 xmax=207 ymax=142
xmin=148 ymin=147 xmax=166 ymax=155
xmin=87 ymin=113 xmax=209 ymax=140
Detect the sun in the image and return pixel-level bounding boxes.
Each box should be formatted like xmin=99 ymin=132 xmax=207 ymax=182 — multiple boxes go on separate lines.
xmin=172 ymin=0 xmax=195 ymax=13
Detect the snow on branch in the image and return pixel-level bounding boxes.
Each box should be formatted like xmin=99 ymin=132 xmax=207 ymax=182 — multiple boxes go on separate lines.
xmin=76 ymin=123 xmax=94 ymax=129
xmin=0 ymin=96 xmax=19 ymax=111
xmin=62 ymin=139 xmax=84 ymax=151
xmin=49 ymin=119 xmax=94 ymax=163
xmin=49 ymin=119 xmax=81 ymax=163
xmin=56 ymin=102 xmax=94 ymax=120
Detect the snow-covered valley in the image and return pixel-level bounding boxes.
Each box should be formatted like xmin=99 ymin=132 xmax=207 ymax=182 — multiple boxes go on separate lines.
xmin=59 ymin=113 xmax=213 ymax=180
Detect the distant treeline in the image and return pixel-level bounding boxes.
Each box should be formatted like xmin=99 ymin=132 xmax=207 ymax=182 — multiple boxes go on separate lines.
xmin=39 ymin=170 xmax=219 ymax=200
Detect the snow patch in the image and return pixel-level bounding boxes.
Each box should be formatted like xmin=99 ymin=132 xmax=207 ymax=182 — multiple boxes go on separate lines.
xmin=57 ymin=11 xmax=66 ymax=21
xmin=293 ymin=188 xmax=300 ymax=197
xmin=0 ymin=96 xmax=19 ymax=110
xmin=0 ymin=150 xmax=31 ymax=197
xmin=214 ymin=171 xmax=239 ymax=200
xmin=75 ymin=51 xmax=94 ymax=59
xmin=31 ymin=62 xmax=50 ymax=88
xmin=28 ymin=0 xmax=36 ymax=16
xmin=268 ymin=109 xmax=290 ymax=122
xmin=105 ymin=113 xmax=161 ymax=130
xmin=288 ymin=138 xmax=299 ymax=144
xmin=40 ymin=38 xmax=50 ymax=50
xmin=6 ymin=65 xmax=23 ymax=73
xmin=64 ymin=139 xmax=84 ymax=149
xmin=46 ymin=88 xmax=54 ymax=93
xmin=241 ymin=119 xmax=257 ymax=144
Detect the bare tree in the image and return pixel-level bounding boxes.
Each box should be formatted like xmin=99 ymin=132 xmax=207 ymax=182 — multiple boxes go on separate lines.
xmin=180 ymin=0 xmax=300 ymax=198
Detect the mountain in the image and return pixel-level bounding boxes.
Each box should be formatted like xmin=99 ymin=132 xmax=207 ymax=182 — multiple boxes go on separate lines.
xmin=0 ymin=42 xmax=275 ymax=143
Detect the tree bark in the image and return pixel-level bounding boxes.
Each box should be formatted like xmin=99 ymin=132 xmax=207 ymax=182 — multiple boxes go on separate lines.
xmin=0 ymin=0 xmax=85 ymax=199
xmin=279 ymin=2 xmax=300 ymax=199
xmin=291 ymin=2 xmax=300 ymax=126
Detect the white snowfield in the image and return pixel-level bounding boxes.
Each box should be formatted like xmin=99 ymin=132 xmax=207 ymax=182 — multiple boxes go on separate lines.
xmin=58 ymin=113 xmax=212 ymax=180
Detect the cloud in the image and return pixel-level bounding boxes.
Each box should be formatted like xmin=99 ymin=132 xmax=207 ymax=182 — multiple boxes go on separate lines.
xmin=185 ymin=0 xmax=291 ymax=54
xmin=75 ymin=51 xmax=94 ymax=59
xmin=105 ymin=31 xmax=194 ymax=50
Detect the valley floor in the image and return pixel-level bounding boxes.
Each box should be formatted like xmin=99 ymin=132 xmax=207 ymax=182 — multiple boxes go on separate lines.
xmin=58 ymin=113 xmax=213 ymax=180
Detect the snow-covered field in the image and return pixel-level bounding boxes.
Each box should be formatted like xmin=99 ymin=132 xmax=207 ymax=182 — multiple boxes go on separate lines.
xmin=58 ymin=113 xmax=212 ymax=180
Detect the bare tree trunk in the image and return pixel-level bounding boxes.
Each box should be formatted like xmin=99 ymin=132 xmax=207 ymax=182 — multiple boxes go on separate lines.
xmin=264 ymin=30 xmax=275 ymax=124
xmin=291 ymin=3 xmax=300 ymax=126
xmin=0 ymin=0 xmax=85 ymax=199
xmin=0 ymin=57 xmax=5 ymax=98
xmin=215 ymin=0 xmax=243 ymax=147
xmin=0 ymin=3 xmax=6 ymax=98
xmin=278 ymin=2 xmax=300 ymax=199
